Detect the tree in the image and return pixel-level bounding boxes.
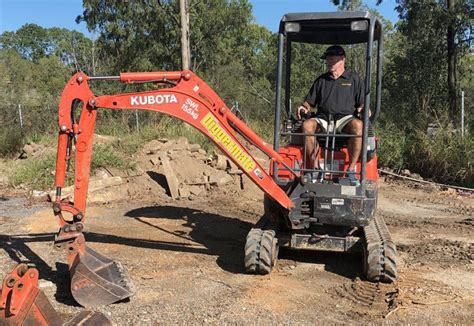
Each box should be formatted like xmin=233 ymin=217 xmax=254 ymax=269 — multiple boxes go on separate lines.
xmin=0 ymin=24 xmax=96 ymax=73
xmin=332 ymin=0 xmax=473 ymax=124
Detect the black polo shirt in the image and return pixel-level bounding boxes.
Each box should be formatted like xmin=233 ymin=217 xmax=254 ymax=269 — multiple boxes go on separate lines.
xmin=304 ymin=69 xmax=364 ymax=120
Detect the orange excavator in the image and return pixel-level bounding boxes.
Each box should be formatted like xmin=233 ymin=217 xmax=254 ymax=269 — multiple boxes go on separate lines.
xmin=48 ymin=11 xmax=396 ymax=309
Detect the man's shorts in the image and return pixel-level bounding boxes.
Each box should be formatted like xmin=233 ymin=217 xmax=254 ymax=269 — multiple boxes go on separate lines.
xmin=312 ymin=115 xmax=355 ymax=133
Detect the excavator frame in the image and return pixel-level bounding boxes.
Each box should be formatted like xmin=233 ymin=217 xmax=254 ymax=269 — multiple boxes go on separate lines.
xmin=48 ymin=11 xmax=396 ymax=309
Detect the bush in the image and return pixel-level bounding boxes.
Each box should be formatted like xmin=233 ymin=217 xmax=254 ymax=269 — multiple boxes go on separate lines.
xmin=405 ymin=131 xmax=473 ymax=187
xmin=377 ymin=121 xmax=473 ymax=187
xmin=9 ymin=152 xmax=56 ymax=189
xmin=376 ymin=122 xmax=407 ymax=171
xmin=0 ymin=127 xmax=23 ymax=158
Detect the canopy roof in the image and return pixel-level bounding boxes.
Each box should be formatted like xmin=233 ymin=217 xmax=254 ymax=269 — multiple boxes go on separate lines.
xmin=279 ymin=11 xmax=382 ymax=44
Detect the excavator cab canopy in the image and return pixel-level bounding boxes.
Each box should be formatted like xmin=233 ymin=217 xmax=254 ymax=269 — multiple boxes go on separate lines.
xmin=278 ymin=11 xmax=382 ymax=44
xmin=273 ymin=11 xmax=384 ymax=191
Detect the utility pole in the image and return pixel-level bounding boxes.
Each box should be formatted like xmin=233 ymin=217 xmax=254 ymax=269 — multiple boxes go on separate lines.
xmin=180 ymin=0 xmax=190 ymax=70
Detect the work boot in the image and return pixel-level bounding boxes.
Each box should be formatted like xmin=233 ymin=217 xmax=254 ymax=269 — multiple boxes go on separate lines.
xmin=340 ymin=169 xmax=360 ymax=186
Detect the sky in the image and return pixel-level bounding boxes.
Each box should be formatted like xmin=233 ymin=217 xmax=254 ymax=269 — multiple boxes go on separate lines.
xmin=0 ymin=0 xmax=399 ymax=36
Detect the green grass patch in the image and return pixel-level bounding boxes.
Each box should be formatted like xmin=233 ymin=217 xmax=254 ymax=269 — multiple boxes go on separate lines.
xmin=9 ymin=152 xmax=56 ymax=190
xmin=9 ymin=144 xmax=132 ymax=190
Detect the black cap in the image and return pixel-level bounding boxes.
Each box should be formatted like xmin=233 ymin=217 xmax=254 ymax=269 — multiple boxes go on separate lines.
xmin=321 ymin=45 xmax=346 ymax=59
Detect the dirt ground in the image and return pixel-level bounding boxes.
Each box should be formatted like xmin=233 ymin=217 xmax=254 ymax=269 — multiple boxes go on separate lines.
xmin=1 ymin=147 xmax=473 ymax=324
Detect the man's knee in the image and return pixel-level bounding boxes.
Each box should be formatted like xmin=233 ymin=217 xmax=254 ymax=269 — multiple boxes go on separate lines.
xmin=302 ymin=119 xmax=317 ymax=133
xmin=345 ymin=119 xmax=363 ymax=135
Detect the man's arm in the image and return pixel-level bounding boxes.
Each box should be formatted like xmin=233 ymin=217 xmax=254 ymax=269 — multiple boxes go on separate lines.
xmin=354 ymin=74 xmax=370 ymax=117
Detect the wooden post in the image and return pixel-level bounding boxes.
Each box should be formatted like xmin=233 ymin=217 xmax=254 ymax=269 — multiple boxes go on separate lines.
xmin=180 ymin=0 xmax=190 ymax=70
xmin=18 ymin=104 xmax=23 ymax=128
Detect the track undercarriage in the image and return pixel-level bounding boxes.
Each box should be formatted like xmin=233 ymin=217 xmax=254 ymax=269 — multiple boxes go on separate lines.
xmin=244 ymin=212 xmax=397 ymax=283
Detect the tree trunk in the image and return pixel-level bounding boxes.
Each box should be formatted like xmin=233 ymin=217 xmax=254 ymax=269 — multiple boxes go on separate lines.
xmin=447 ymin=0 xmax=456 ymax=124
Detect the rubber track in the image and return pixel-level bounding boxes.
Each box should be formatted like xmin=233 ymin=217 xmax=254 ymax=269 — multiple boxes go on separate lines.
xmin=244 ymin=228 xmax=277 ymax=275
xmin=363 ymin=214 xmax=397 ymax=283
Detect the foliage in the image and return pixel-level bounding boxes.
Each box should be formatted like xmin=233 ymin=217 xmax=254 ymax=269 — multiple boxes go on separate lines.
xmin=1 ymin=0 xmax=473 ymax=187
xmin=9 ymin=152 xmax=56 ymax=189
xmin=8 ymin=144 xmax=129 ymax=190
xmin=0 ymin=127 xmax=23 ymax=158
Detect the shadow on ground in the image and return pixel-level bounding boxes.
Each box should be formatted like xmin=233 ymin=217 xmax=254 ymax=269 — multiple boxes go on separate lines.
xmin=125 ymin=205 xmax=252 ymax=273
xmin=1 ymin=204 xmax=362 ymax=307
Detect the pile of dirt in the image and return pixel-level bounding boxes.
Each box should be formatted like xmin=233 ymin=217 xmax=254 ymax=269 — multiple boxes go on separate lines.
xmin=63 ymin=136 xmax=267 ymax=204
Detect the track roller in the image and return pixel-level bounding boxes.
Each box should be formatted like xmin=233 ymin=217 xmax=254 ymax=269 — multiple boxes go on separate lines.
xmin=363 ymin=214 xmax=397 ymax=283
xmin=244 ymin=227 xmax=278 ymax=275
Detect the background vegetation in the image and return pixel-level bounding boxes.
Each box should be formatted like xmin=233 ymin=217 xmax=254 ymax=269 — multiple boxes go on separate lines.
xmin=0 ymin=0 xmax=472 ymax=187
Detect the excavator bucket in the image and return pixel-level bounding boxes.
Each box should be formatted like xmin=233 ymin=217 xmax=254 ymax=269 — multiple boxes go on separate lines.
xmin=69 ymin=243 xmax=135 ymax=308
xmin=1 ymin=264 xmax=112 ymax=326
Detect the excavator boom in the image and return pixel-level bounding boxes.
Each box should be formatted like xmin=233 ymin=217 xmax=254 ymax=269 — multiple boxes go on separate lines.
xmin=53 ymin=70 xmax=294 ymax=307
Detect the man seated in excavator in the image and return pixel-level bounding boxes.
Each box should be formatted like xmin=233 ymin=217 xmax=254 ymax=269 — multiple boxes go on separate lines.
xmin=296 ymin=45 xmax=366 ymax=186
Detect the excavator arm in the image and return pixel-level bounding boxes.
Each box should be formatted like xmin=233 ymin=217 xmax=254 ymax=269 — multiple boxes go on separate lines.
xmin=53 ymin=70 xmax=294 ymax=307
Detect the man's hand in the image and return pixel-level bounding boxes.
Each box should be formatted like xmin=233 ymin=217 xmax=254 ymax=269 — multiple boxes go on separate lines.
xmin=357 ymin=107 xmax=372 ymax=118
xmin=297 ymin=106 xmax=309 ymax=119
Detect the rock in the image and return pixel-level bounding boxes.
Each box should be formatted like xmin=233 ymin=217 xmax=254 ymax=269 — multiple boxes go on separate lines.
xmin=144 ymin=140 xmax=163 ymax=154
xmin=411 ymin=173 xmax=423 ymax=180
xmin=198 ymin=149 xmax=207 ymax=155
xmin=20 ymin=143 xmax=43 ymax=159
xmin=169 ymin=151 xmax=183 ymax=161
xmin=32 ymin=190 xmax=48 ymax=197
xmin=176 ymin=137 xmax=189 ymax=146
xmin=94 ymin=168 xmax=111 ymax=179
xmin=149 ymin=156 xmax=161 ymax=166
xmin=22 ymin=144 xmax=36 ymax=157
xmin=189 ymin=185 xmax=203 ymax=196
xmin=227 ymin=159 xmax=242 ymax=175
xmin=241 ymin=174 xmax=261 ymax=197
xmin=160 ymin=154 xmax=180 ymax=199
xmin=93 ymin=134 xmax=117 ymax=146
xmin=217 ymin=174 xmax=234 ymax=186
xmin=401 ymin=169 xmax=411 ymax=177
xmin=209 ymin=173 xmax=234 ymax=186
xmin=216 ymin=155 xmax=227 ymax=170
xmin=189 ymin=144 xmax=201 ymax=152
xmin=191 ymin=152 xmax=207 ymax=161
xmin=179 ymin=186 xmax=191 ymax=198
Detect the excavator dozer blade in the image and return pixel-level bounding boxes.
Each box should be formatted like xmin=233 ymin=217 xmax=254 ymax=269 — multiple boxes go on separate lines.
xmin=69 ymin=245 xmax=135 ymax=308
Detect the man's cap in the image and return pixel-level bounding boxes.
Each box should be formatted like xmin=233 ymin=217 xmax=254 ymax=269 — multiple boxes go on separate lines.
xmin=321 ymin=45 xmax=346 ymax=59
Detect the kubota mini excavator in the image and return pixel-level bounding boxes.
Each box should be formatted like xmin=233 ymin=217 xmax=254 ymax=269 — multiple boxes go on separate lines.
xmin=49 ymin=11 xmax=396 ymax=308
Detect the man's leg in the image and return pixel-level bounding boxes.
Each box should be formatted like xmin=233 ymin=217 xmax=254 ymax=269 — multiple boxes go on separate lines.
xmin=342 ymin=119 xmax=363 ymax=171
xmin=302 ymin=119 xmax=318 ymax=169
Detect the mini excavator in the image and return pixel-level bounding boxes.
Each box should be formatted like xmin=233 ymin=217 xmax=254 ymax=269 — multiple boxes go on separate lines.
xmin=46 ymin=11 xmax=397 ymax=308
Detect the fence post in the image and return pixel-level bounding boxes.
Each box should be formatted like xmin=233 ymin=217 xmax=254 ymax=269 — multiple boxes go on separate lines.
xmin=18 ymin=104 xmax=23 ymax=129
xmin=135 ymin=109 xmax=140 ymax=133
xmin=461 ymin=90 xmax=464 ymax=139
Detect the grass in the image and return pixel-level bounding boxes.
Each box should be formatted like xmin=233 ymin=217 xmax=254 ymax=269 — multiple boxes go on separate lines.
xmin=9 ymin=144 xmax=130 ymax=190
xmin=9 ymin=152 xmax=57 ymax=190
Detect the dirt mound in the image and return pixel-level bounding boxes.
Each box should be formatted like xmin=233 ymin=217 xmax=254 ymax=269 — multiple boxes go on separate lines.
xmin=75 ymin=136 xmax=266 ymax=204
